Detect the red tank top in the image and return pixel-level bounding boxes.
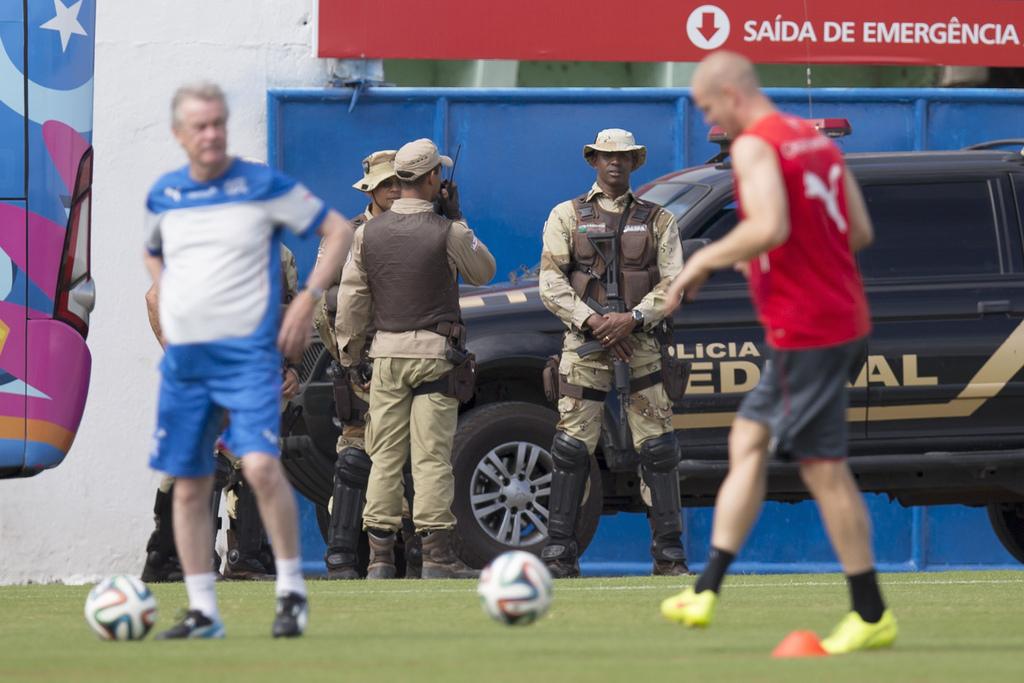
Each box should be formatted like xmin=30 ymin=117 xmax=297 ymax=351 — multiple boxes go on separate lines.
xmin=736 ymin=113 xmax=870 ymax=349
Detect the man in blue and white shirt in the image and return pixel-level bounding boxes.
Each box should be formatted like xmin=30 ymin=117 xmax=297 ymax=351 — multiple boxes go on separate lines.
xmin=143 ymin=82 xmax=354 ymax=640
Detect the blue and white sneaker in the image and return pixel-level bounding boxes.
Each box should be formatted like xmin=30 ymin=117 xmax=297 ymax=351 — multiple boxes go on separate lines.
xmin=155 ymin=610 xmax=225 ymax=639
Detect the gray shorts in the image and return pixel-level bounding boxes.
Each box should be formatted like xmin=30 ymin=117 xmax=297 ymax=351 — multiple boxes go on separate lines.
xmin=737 ymin=339 xmax=865 ymax=461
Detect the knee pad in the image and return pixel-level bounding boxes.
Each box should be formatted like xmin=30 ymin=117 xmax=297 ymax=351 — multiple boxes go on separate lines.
xmin=336 ymin=447 xmax=371 ymax=488
xmin=550 ymin=432 xmax=589 ymax=472
xmin=639 ymin=432 xmax=680 ymax=472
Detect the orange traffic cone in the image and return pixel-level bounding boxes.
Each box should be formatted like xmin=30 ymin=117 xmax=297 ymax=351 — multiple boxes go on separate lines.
xmin=771 ymin=630 xmax=828 ymax=658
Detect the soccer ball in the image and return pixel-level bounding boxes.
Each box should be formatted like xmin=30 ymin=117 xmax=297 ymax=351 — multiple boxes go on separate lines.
xmin=477 ymin=551 xmax=553 ymax=626
xmin=84 ymin=575 xmax=158 ymax=641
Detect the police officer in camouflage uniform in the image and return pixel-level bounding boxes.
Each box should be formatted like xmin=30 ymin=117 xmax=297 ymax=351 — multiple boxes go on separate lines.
xmin=140 ymin=244 xmax=300 ymax=582
xmin=539 ymin=129 xmax=689 ymax=578
xmin=336 ymin=138 xmax=496 ymax=579
xmin=313 ymin=151 xmax=400 ymax=362
xmin=311 ymin=150 xmax=414 ymax=579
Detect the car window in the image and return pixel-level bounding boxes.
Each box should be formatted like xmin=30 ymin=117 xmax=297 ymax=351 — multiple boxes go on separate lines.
xmin=695 ymin=202 xmax=745 ymax=287
xmin=639 ymin=183 xmax=710 ymax=222
xmin=858 ymin=181 xmax=1002 ymax=280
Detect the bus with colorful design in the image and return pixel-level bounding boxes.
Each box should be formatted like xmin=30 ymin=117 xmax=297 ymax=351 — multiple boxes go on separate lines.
xmin=0 ymin=0 xmax=95 ymax=477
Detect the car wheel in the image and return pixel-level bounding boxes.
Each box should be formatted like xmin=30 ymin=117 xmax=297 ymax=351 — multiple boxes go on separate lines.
xmin=451 ymin=401 xmax=603 ymax=568
xmin=987 ymin=502 xmax=1024 ymax=564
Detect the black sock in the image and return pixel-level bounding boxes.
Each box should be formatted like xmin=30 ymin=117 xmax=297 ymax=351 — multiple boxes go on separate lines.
xmin=847 ymin=569 xmax=885 ymax=623
xmin=694 ymin=547 xmax=735 ymax=594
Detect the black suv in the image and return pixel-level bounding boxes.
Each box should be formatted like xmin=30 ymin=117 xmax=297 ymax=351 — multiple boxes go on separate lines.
xmin=282 ymin=140 xmax=1024 ymax=568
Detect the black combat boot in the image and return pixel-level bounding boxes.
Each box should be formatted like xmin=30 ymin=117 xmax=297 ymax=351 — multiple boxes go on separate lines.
xmin=141 ymin=487 xmax=183 ymax=583
xmin=639 ymin=433 xmax=688 ymax=576
xmin=324 ymin=447 xmax=371 ymax=579
xmin=540 ymin=538 xmax=581 ymax=578
xmin=540 ymin=432 xmax=589 ymax=579
xmin=222 ymin=476 xmax=275 ymax=580
xmin=651 ymin=532 xmax=690 ymax=576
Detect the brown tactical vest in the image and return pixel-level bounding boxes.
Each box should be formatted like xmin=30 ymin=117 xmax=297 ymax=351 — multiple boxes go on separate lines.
xmin=361 ymin=210 xmax=460 ymax=333
xmin=569 ymin=194 xmax=661 ymax=310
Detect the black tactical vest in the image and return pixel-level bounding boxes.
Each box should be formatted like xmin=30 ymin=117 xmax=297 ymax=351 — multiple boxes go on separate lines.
xmin=361 ymin=210 xmax=460 ymax=333
xmin=569 ymin=194 xmax=661 ymax=310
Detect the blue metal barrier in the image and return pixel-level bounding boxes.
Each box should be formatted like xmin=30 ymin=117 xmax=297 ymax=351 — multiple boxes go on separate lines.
xmin=268 ymin=87 xmax=1024 ymax=280
xmin=271 ymin=87 xmax=1024 ymax=574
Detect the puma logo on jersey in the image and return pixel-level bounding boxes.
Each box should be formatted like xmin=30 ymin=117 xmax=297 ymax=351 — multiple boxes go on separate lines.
xmin=803 ymin=163 xmax=847 ymax=233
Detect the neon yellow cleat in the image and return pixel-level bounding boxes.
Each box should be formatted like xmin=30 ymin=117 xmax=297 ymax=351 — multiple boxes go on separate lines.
xmin=821 ymin=609 xmax=898 ymax=654
xmin=660 ymin=586 xmax=717 ymax=628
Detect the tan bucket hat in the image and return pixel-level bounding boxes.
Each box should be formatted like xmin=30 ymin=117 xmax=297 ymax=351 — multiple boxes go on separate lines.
xmin=394 ymin=138 xmax=452 ymax=180
xmin=583 ymin=128 xmax=647 ymax=169
xmin=353 ymin=150 xmax=398 ymax=192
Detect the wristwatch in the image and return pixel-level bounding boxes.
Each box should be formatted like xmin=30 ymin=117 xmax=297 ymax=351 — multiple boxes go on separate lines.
xmin=632 ymin=309 xmax=644 ymax=327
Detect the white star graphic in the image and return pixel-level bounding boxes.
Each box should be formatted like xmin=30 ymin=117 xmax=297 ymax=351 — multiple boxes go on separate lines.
xmin=40 ymin=0 xmax=87 ymax=53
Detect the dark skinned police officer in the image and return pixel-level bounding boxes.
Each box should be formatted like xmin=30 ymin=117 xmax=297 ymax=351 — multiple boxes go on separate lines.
xmin=539 ymin=128 xmax=688 ymax=577
xmin=335 ymin=138 xmax=496 ymax=578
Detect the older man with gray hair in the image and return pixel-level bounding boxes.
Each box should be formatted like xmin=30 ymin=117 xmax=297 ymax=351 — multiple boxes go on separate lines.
xmin=143 ymin=81 xmax=355 ymax=639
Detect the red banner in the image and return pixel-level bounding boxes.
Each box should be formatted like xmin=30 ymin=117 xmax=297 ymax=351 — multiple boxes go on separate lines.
xmin=317 ymin=0 xmax=1024 ymax=67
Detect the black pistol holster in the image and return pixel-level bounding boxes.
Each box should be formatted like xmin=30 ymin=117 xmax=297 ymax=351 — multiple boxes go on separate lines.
xmin=330 ymin=361 xmax=370 ymax=425
xmin=412 ymin=322 xmax=477 ymax=403
xmin=655 ymin=320 xmax=689 ymax=401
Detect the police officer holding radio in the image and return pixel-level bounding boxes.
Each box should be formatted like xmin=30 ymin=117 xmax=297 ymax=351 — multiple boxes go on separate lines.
xmin=538 ymin=128 xmax=689 ymax=577
xmin=335 ymin=138 xmax=495 ymax=579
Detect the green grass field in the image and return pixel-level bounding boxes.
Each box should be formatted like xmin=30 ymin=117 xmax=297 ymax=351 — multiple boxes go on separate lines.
xmin=1 ymin=571 xmax=1021 ymax=683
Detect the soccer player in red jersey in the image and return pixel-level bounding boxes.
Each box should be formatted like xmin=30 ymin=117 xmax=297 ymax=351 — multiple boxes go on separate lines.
xmin=659 ymin=51 xmax=897 ymax=654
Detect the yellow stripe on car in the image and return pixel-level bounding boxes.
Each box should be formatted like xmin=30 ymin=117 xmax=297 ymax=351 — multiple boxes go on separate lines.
xmin=674 ymin=319 xmax=1024 ymax=429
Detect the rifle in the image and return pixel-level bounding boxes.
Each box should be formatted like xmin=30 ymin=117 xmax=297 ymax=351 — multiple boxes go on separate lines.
xmin=575 ymin=197 xmax=633 ymax=424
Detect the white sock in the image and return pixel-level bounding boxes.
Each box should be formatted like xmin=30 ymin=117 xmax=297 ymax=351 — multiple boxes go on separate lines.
xmin=274 ymin=557 xmax=307 ymax=598
xmin=184 ymin=572 xmax=220 ymax=621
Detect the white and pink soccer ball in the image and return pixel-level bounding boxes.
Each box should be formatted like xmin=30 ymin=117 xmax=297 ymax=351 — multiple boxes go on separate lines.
xmin=477 ymin=551 xmax=553 ymax=626
xmin=84 ymin=575 xmax=158 ymax=641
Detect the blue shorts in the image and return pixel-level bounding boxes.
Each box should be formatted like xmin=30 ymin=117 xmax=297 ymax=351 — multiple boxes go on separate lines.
xmin=149 ymin=365 xmax=282 ymax=478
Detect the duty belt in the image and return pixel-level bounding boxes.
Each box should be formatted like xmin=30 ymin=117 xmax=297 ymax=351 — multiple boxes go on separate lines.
xmin=558 ymin=370 xmax=663 ymax=402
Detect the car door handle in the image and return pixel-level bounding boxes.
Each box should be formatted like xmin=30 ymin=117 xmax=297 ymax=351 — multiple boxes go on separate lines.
xmin=978 ymin=300 xmax=1010 ymax=315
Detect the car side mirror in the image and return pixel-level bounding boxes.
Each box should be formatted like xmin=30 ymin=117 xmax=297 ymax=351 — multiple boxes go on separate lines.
xmin=681 ymin=238 xmax=711 ymax=262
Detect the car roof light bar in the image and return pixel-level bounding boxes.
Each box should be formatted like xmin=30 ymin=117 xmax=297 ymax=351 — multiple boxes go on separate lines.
xmin=706 ymin=118 xmax=852 ymax=164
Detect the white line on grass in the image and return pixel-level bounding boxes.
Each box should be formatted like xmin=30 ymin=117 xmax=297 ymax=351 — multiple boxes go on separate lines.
xmin=316 ymin=575 xmax=1024 ymax=596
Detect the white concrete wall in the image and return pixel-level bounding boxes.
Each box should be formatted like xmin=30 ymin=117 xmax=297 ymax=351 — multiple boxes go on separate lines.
xmin=0 ymin=0 xmax=328 ymax=584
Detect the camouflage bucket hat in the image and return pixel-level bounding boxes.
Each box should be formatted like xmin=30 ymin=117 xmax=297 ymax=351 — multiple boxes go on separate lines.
xmin=353 ymin=150 xmax=398 ymax=191
xmin=583 ymin=128 xmax=647 ymax=169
